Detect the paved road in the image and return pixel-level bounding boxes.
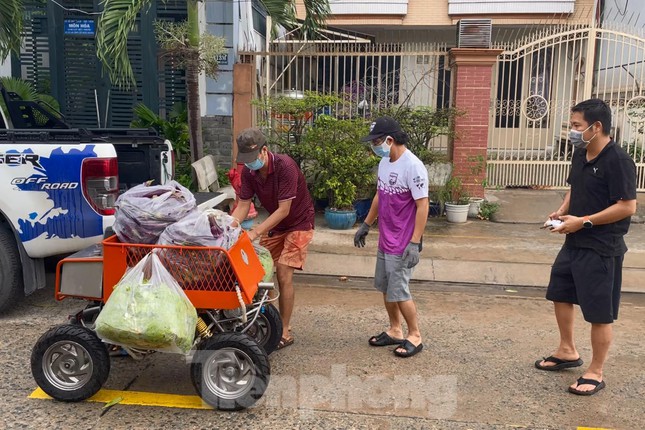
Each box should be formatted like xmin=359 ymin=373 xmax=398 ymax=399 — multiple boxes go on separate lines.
xmin=1 ymin=274 xmax=643 ymax=430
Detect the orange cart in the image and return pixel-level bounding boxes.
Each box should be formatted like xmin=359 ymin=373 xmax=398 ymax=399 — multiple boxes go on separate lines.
xmin=30 ymin=231 xmax=282 ymax=411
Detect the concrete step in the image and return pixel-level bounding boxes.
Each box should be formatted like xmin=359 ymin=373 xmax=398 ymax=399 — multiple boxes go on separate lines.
xmin=249 ymin=190 xmax=645 ymax=293
xmin=306 ymin=216 xmax=645 ymax=294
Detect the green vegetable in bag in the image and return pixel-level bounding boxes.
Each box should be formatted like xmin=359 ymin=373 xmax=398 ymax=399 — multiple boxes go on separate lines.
xmin=253 ymin=244 xmax=274 ymax=283
xmin=95 ymin=253 xmax=197 ymax=354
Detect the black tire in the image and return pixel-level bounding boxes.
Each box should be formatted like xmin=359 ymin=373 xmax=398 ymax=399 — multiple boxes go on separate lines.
xmin=31 ymin=324 xmax=110 ymax=402
xmin=247 ymin=304 xmax=283 ymax=355
xmin=103 ymin=226 xmax=115 ymax=240
xmin=0 ymin=225 xmax=23 ymax=314
xmin=191 ymin=332 xmax=270 ymax=411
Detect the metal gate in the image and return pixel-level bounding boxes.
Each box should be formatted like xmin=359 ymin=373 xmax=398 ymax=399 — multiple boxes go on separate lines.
xmin=15 ymin=0 xmax=187 ymax=127
xmin=488 ymin=23 xmax=645 ymax=191
xmin=253 ymin=33 xmax=452 ymax=151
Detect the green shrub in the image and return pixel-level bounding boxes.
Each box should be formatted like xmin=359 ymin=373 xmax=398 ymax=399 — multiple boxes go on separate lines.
xmin=478 ymin=201 xmax=500 ymax=220
xmin=300 ymin=115 xmax=378 ymax=210
xmin=375 ymin=105 xmax=459 ymax=164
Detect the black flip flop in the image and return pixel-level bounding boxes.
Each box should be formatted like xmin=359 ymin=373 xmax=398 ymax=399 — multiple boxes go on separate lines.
xmin=394 ymin=340 xmax=423 ymax=358
xmin=568 ymin=377 xmax=606 ymax=396
xmin=535 ymin=355 xmax=583 ymax=371
xmin=369 ymin=332 xmax=404 ymax=347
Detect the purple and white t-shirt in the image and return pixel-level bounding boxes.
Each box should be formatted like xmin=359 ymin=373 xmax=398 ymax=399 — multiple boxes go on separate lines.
xmin=377 ymin=150 xmax=428 ymax=255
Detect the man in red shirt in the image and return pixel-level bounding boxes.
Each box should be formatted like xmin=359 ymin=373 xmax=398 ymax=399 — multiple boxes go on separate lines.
xmin=232 ymin=127 xmax=315 ymax=350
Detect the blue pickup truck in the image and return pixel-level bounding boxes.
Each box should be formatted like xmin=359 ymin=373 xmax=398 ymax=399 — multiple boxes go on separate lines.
xmin=0 ymin=84 xmax=174 ymax=312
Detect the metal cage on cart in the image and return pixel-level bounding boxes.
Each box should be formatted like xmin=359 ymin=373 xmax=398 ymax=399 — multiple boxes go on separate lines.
xmin=100 ymin=232 xmax=263 ymax=310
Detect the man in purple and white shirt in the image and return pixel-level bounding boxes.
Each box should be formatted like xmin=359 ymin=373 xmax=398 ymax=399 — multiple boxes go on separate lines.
xmin=354 ymin=116 xmax=429 ymax=358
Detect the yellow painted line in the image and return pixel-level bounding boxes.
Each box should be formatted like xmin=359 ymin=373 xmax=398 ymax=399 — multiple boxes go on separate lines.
xmin=29 ymin=387 xmax=212 ymax=410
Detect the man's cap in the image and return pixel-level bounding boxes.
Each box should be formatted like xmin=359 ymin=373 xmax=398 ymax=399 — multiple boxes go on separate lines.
xmin=361 ymin=116 xmax=402 ymax=142
xmin=236 ymin=127 xmax=266 ymax=164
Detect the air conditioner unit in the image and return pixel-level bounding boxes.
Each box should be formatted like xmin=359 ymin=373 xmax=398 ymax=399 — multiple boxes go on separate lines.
xmin=457 ymin=19 xmax=492 ymax=49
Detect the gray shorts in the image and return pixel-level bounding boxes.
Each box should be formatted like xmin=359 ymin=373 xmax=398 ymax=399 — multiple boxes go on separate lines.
xmin=374 ymin=249 xmax=413 ymax=302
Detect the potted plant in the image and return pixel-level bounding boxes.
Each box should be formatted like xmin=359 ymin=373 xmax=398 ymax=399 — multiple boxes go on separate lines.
xmin=428 ymin=190 xmax=442 ymax=217
xmin=478 ymin=200 xmax=500 ymax=221
xmin=301 ymin=115 xmax=378 ymax=229
xmin=466 ymin=154 xmax=487 ymax=218
xmin=439 ymin=176 xmax=470 ymax=223
xmin=252 ymin=92 xmax=341 ymax=169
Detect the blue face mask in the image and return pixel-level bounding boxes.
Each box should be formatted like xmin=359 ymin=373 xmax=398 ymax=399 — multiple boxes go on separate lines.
xmin=245 ymin=157 xmax=265 ymax=171
xmin=371 ymin=136 xmax=391 ymax=158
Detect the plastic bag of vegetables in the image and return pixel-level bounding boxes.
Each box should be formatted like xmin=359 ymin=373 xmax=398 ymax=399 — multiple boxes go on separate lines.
xmin=157 ymin=209 xmax=242 ymax=288
xmin=95 ymin=252 xmax=197 ymax=354
xmin=113 ymin=181 xmax=196 ymax=244
xmin=253 ymin=244 xmax=274 ymax=283
xmin=157 ymin=209 xmax=241 ymax=249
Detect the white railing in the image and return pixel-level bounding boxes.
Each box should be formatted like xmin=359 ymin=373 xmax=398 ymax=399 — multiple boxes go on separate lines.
xmin=246 ymin=41 xmax=452 ymax=152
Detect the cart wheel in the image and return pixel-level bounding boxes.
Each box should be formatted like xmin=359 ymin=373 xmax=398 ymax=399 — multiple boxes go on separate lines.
xmin=31 ymin=324 xmax=110 ymax=402
xmin=246 ymin=304 xmax=283 ymax=355
xmin=191 ymin=332 xmax=270 ymax=411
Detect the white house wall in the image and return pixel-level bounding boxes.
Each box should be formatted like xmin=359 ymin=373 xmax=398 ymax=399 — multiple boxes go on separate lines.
xmin=237 ymin=0 xmax=265 ymax=52
xmin=604 ymin=0 xmax=645 ymax=27
xmin=0 ymin=56 xmax=10 ymax=77
xmin=448 ymin=0 xmax=575 ymax=15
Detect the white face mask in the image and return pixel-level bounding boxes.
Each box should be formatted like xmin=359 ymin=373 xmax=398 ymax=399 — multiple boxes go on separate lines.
xmin=569 ymin=124 xmax=596 ymax=149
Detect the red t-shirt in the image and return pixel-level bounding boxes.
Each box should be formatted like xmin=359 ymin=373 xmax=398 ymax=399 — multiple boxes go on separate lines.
xmin=240 ymin=152 xmax=315 ymax=233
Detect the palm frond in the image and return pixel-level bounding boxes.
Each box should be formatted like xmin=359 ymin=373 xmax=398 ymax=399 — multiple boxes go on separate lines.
xmin=259 ymin=0 xmax=297 ymax=30
xmin=0 ymin=77 xmax=38 ymax=101
xmin=0 ymin=0 xmax=23 ymax=59
xmin=300 ymin=0 xmax=330 ymax=36
xmin=0 ymin=76 xmax=61 ymax=113
xmin=96 ymin=0 xmax=153 ymax=89
xmin=131 ymin=103 xmax=162 ymax=128
xmin=259 ymin=0 xmax=329 ymax=37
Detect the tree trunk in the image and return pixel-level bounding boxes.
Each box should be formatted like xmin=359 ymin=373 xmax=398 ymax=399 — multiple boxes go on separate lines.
xmin=186 ymin=0 xmax=203 ymax=163
xmin=186 ymin=56 xmax=203 ymax=163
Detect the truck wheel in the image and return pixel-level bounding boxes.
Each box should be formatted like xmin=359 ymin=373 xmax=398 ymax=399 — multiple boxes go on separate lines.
xmin=191 ymin=332 xmax=270 ymax=411
xmin=0 ymin=225 xmax=23 ymax=314
xmin=246 ymin=304 xmax=283 ymax=355
xmin=103 ymin=226 xmax=115 ymax=240
xmin=31 ymin=324 xmax=110 ymax=402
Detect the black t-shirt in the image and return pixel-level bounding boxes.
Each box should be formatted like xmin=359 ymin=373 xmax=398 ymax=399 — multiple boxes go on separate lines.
xmin=565 ymin=141 xmax=637 ymax=256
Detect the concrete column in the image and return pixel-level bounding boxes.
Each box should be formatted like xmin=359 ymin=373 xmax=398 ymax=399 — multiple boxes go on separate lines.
xmin=449 ymin=48 xmax=502 ymax=198
xmin=232 ymin=58 xmax=254 ymax=166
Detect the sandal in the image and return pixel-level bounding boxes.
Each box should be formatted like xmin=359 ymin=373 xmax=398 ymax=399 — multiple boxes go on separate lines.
xmin=369 ymin=332 xmax=404 ymax=347
xmin=394 ymin=340 xmax=423 ymax=358
xmin=534 ymin=355 xmax=583 ymax=371
xmin=276 ymin=336 xmax=294 ymax=350
xmin=568 ymin=377 xmax=606 ymax=396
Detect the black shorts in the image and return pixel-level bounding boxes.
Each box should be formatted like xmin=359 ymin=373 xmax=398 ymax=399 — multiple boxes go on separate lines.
xmin=546 ymin=247 xmax=623 ymax=324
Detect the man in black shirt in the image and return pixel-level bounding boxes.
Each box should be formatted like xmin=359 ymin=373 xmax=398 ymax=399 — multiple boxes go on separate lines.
xmin=535 ymin=99 xmax=637 ymax=396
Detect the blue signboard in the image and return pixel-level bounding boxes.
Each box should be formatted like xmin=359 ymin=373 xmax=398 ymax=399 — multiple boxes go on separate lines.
xmin=64 ymin=20 xmax=95 ymax=36
xmin=216 ymin=53 xmax=229 ymax=66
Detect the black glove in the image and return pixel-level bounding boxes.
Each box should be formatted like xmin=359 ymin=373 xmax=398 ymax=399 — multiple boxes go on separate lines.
xmin=354 ymin=222 xmax=370 ymax=248
xmin=402 ymin=242 xmax=421 ymax=268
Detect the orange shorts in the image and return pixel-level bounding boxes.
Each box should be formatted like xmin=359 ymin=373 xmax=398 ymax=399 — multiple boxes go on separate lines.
xmin=259 ymin=230 xmax=314 ymax=270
